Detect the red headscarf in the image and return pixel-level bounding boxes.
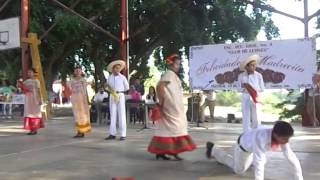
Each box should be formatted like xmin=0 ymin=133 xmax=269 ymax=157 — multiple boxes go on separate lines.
xmin=166 ymin=54 xmax=179 ymax=65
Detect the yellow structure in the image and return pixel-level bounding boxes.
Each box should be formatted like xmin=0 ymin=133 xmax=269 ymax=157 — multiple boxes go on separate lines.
xmin=21 ymin=33 xmax=50 ymax=119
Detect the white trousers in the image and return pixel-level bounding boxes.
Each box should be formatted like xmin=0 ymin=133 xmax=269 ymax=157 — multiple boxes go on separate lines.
xmin=109 ymin=93 xmax=126 ymax=137
xmin=241 ymin=94 xmax=261 ymax=132
xmin=212 ymin=144 xmax=253 ymax=175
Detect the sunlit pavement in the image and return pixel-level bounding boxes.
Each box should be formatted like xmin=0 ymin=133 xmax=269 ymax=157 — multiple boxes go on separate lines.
xmin=0 ymin=115 xmax=319 ymax=180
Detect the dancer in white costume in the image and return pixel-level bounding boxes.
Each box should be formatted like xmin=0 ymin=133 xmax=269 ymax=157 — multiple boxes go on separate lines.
xmin=105 ymin=60 xmax=129 ymax=141
xmin=238 ymin=54 xmax=264 ymax=132
xmin=206 ymin=121 xmax=303 ymax=180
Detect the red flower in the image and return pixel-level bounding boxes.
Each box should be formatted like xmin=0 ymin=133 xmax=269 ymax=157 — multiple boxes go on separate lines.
xmin=166 ymin=54 xmax=179 ymax=65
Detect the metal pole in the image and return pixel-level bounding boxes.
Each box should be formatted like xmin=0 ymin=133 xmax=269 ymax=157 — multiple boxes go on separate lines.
xmin=303 ymin=0 xmax=309 ymax=38
xmin=120 ymin=0 xmax=129 ymax=77
xmin=21 ymin=0 xmax=30 ymax=79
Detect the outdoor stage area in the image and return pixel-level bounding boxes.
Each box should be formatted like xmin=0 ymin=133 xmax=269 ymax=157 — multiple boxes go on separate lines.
xmin=0 ymin=107 xmax=320 ymax=180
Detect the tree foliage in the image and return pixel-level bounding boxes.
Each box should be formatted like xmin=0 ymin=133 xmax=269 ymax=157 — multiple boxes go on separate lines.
xmin=0 ymin=0 xmax=279 ymax=89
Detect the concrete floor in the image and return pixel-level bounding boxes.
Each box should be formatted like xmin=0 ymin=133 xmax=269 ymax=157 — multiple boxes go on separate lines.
xmin=0 ymin=115 xmax=320 ymax=180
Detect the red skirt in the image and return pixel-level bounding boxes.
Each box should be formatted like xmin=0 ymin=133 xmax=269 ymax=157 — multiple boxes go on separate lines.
xmin=148 ymin=135 xmax=196 ymax=155
xmin=23 ymin=117 xmax=44 ymax=131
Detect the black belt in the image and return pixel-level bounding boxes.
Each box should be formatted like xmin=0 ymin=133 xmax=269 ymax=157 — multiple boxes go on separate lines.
xmin=237 ymin=135 xmax=248 ymax=152
xmin=116 ymin=91 xmax=126 ymax=93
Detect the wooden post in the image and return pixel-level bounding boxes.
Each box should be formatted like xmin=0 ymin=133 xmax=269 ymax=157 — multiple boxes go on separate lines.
xmin=21 ymin=33 xmax=50 ymax=119
xmin=21 ymin=0 xmax=30 ymax=79
xmin=120 ymin=0 xmax=129 ymax=77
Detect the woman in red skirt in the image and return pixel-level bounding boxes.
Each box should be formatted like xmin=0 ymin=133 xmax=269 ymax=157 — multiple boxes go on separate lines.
xmin=21 ymin=68 xmax=44 ymax=135
xmin=147 ymin=54 xmax=196 ymax=160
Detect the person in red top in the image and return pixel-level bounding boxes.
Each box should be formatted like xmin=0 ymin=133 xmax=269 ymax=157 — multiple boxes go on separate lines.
xmin=128 ymin=85 xmax=141 ymax=101
xmin=128 ymin=85 xmax=142 ymax=123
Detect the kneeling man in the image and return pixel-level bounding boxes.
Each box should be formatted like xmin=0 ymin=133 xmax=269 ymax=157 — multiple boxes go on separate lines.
xmin=206 ymin=121 xmax=303 ymax=180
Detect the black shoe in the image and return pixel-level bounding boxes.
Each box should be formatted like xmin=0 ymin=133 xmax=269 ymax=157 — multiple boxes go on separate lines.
xmin=73 ymin=133 xmax=84 ymax=138
xmin=155 ymin=154 xmax=171 ymax=160
xmin=206 ymin=141 xmax=214 ymax=159
xmin=27 ymin=131 xmax=37 ymax=135
xmin=119 ymin=137 xmax=126 ymax=141
xmin=105 ymin=135 xmax=116 ymax=140
xmin=172 ymin=154 xmax=183 ymax=161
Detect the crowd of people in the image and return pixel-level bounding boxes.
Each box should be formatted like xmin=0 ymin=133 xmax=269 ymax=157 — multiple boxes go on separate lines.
xmin=6 ymin=53 xmax=312 ymax=180
xmin=0 ymin=79 xmax=18 ymax=117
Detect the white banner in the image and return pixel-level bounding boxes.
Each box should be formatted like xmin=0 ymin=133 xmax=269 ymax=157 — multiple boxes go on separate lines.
xmin=189 ymin=38 xmax=317 ymax=90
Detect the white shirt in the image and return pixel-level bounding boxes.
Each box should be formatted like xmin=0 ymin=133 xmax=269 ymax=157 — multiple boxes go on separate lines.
xmin=308 ymin=85 xmax=320 ymax=97
xmin=107 ymin=74 xmax=129 ymax=92
xmin=145 ymin=94 xmax=157 ymax=104
xmin=204 ymin=90 xmax=216 ymax=101
xmin=94 ymin=91 xmax=109 ymax=103
xmin=238 ymin=71 xmax=265 ymax=93
xmin=240 ymin=128 xmax=303 ymax=180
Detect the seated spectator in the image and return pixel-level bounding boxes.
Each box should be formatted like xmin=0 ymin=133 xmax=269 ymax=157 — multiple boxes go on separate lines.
xmin=0 ymin=79 xmax=17 ymax=116
xmin=128 ymin=85 xmax=142 ymax=123
xmin=94 ymin=87 xmax=109 ymax=103
xmin=93 ymin=87 xmax=109 ymax=123
xmin=0 ymin=79 xmax=16 ymax=101
xmin=133 ymin=77 xmax=145 ymax=96
xmin=129 ymin=85 xmax=141 ymax=101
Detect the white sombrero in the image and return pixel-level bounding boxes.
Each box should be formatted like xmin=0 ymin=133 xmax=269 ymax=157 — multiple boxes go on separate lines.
xmin=240 ymin=54 xmax=261 ymax=71
xmin=107 ymin=60 xmax=126 ymax=72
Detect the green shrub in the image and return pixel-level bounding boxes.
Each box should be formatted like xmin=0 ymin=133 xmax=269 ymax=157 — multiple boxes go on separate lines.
xmin=216 ymin=91 xmax=241 ymax=107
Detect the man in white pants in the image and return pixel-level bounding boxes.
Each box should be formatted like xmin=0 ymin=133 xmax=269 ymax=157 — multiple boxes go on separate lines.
xmin=238 ymin=54 xmax=264 ymax=132
xmin=206 ymin=121 xmax=303 ymax=180
xmin=105 ymin=60 xmax=129 ymax=141
xmin=200 ymin=90 xmax=216 ymax=122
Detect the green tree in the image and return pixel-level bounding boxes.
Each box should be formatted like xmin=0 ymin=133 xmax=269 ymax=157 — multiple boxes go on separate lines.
xmin=0 ymin=0 xmax=279 ymax=90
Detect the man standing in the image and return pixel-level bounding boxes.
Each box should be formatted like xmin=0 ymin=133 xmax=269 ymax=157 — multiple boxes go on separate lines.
xmin=206 ymin=121 xmax=303 ymax=180
xmin=200 ymin=90 xmax=216 ymax=122
xmin=304 ymin=71 xmax=320 ymax=126
xmin=238 ymin=54 xmax=265 ymax=132
xmin=105 ymin=60 xmax=129 ymax=141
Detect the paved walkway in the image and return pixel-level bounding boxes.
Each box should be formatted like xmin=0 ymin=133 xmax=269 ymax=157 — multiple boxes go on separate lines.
xmin=0 ymin=114 xmax=319 ymax=180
